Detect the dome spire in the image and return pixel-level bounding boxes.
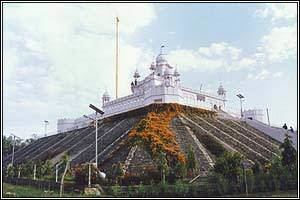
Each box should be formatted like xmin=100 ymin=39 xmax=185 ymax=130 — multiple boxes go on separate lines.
xmin=217 ymin=82 xmax=226 ymax=96
xmin=160 ymin=45 xmax=165 ymax=54
xmin=174 ymin=66 xmax=180 ymax=77
xmin=150 ymin=56 xmax=156 ymax=71
xmin=133 ymin=68 xmax=140 ymax=79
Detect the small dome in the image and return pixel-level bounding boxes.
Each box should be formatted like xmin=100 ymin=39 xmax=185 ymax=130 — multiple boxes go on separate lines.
xmin=156 ymin=53 xmax=167 ymax=64
xmin=150 ymin=62 xmax=156 ymax=71
xmin=217 ymin=84 xmax=226 ymax=96
xmin=133 ymin=69 xmax=140 ymax=79
xmin=164 ymin=68 xmax=172 ymax=76
xmin=103 ymin=91 xmax=110 ymax=97
xmin=174 ymin=68 xmax=180 ymax=77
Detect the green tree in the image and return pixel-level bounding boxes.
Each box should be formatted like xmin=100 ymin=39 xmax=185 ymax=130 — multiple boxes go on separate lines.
xmin=155 ymin=151 xmax=169 ymax=184
xmin=6 ymin=163 xmax=15 ymax=177
xmin=22 ymin=161 xmax=34 ymax=178
xmin=214 ymin=152 xmax=243 ymax=184
xmin=112 ymin=163 xmax=124 ymax=185
xmin=60 ymin=153 xmax=70 ymax=197
xmin=3 ymin=135 xmax=35 ymax=158
xmin=174 ymin=161 xmax=187 ymax=179
xmin=35 ymin=160 xmax=43 ymax=179
xmin=280 ymin=134 xmax=296 ymax=167
xmin=42 ymin=160 xmax=53 ymax=177
xmin=186 ymin=145 xmax=196 ymax=174
xmin=252 ymin=161 xmax=262 ymax=175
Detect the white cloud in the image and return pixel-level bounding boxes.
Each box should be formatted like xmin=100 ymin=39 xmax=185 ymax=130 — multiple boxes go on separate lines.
xmin=247 ymin=69 xmax=270 ymax=80
xmin=254 ymin=3 xmax=297 ymax=63
xmin=167 ymin=42 xmax=255 ymax=72
xmin=255 ymin=3 xmax=297 ymax=22
xmin=3 ymin=3 xmax=156 ymax=138
xmin=247 ymin=69 xmax=283 ymax=80
xmin=273 ymin=71 xmax=283 ymax=78
xmin=259 ymin=24 xmax=297 ymax=62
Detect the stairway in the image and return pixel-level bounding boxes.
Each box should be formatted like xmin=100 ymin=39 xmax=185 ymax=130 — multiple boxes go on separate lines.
xmin=184 ymin=113 xmax=267 ymax=164
xmin=70 ymin=117 xmax=140 ymax=166
xmin=171 ymin=117 xmax=213 ymax=177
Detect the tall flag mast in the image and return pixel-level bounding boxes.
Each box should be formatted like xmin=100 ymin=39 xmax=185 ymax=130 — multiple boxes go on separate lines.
xmin=115 ymin=17 xmax=119 ymax=99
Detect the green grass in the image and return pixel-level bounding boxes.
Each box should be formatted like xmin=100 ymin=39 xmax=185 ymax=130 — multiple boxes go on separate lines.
xmin=3 ymin=183 xmax=298 ymax=198
xmin=223 ymin=190 xmax=298 ymax=198
xmin=3 ymin=183 xmax=87 ymax=197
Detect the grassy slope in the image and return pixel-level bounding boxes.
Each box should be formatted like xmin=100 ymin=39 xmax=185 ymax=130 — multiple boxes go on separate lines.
xmin=3 ymin=183 xmax=297 ymax=198
xmin=3 ymin=183 xmax=87 ymax=198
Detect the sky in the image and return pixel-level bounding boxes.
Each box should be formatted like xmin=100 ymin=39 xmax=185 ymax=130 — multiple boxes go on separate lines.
xmin=2 ymin=3 xmax=298 ymax=139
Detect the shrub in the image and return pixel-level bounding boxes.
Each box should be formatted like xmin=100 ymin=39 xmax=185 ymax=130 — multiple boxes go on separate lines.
xmin=280 ymin=134 xmax=297 ymax=167
xmin=6 ymin=164 xmax=14 ymax=177
xmin=213 ymin=152 xmax=243 ymax=184
xmin=208 ymin=173 xmax=229 ymax=196
xmin=173 ymin=161 xmax=187 ymax=179
xmin=186 ymin=145 xmax=196 ymax=175
xmin=72 ymin=164 xmax=99 ymax=186
xmin=112 ymin=163 xmax=124 ymax=184
xmin=111 ymin=185 xmax=121 ymax=197
xmin=129 ymin=111 xmax=186 ymax=165
xmin=245 ymin=169 xmax=255 ymax=193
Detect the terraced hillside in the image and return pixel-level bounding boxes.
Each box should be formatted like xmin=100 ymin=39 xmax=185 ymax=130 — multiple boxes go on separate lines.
xmin=3 ymin=103 xmax=281 ymax=179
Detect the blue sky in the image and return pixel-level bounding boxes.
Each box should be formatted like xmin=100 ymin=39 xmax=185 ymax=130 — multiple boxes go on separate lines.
xmin=3 ymin=3 xmax=298 ymax=139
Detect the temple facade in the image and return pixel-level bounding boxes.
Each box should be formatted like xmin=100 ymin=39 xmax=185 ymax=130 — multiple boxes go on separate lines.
xmin=57 ymin=49 xmax=227 ymax=133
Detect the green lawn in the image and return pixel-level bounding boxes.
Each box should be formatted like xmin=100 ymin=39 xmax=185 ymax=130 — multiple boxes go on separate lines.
xmin=3 ymin=183 xmax=298 ymax=198
xmin=223 ymin=190 xmax=298 ymax=198
xmin=3 ymin=183 xmax=86 ymax=198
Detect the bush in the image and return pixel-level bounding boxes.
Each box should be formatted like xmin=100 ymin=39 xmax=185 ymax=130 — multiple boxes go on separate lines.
xmin=186 ymin=145 xmax=196 ymax=175
xmin=213 ymin=152 xmax=243 ymax=184
xmin=245 ymin=169 xmax=255 ymax=193
xmin=173 ymin=181 xmax=189 ymax=197
xmin=209 ymin=173 xmax=229 ymax=195
xmin=6 ymin=164 xmax=14 ymax=177
xmin=122 ymin=169 xmax=161 ymax=186
xmin=72 ymin=164 xmax=99 ymax=186
xmin=280 ymin=134 xmax=296 ymax=167
xmin=250 ymin=156 xmax=297 ymax=193
xmin=111 ymin=185 xmax=121 ymax=197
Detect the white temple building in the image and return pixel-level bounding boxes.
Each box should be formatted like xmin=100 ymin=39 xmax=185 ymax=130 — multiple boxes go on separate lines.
xmin=57 ymin=48 xmax=227 ymax=133
xmin=243 ymin=109 xmax=265 ymax=122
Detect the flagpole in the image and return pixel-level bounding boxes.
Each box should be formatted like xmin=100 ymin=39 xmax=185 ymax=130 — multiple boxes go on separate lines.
xmin=116 ymin=17 xmax=119 ymax=99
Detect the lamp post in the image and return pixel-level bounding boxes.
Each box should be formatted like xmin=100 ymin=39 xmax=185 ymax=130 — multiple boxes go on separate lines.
xmin=55 ymin=164 xmax=58 ymax=182
xmin=44 ymin=120 xmax=49 ymax=137
xmin=11 ymin=133 xmax=21 ymax=167
xmin=236 ymin=94 xmax=245 ymax=119
xmin=88 ymin=163 xmax=91 ymax=188
xmin=87 ymin=104 xmax=104 ymax=169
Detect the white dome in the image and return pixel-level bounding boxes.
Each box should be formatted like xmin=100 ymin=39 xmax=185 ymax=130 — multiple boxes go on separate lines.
xmin=133 ymin=69 xmax=140 ymax=79
xmin=156 ymin=53 xmax=167 ymax=64
xmin=103 ymin=91 xmax=110 ymax=98
xmin=164 ymin=68 xmax=172 ymax=76
xmin=217 ymin=84 xmax=226 ymax=96
xmin=174 ymin=68 xmax=180 ymax=77
xmin=150 ymin=62 xmax=156 ymax=71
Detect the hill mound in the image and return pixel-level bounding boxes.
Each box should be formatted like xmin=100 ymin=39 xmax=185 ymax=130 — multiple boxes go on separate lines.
xmin=3 ymin=103 xmax=281 ymax=182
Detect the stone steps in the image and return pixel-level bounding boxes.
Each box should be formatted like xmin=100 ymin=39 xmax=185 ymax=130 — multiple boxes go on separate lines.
xmin=219 ymin=118 xmax=280 ymax=152
xmin=70 ymin=117 xmax=139 ymax=166
xmin=14 ymin=133 xmax=69 ymax=164
xmin=205 ymin=118 xmax=277 ymax=160
xmin=29 ymin=127 xmax=90 ymax=162
xmin=171 ymin=117 xmax=213 ymax=175
xmin=185 ymin=114 xmax=266 ymax=164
